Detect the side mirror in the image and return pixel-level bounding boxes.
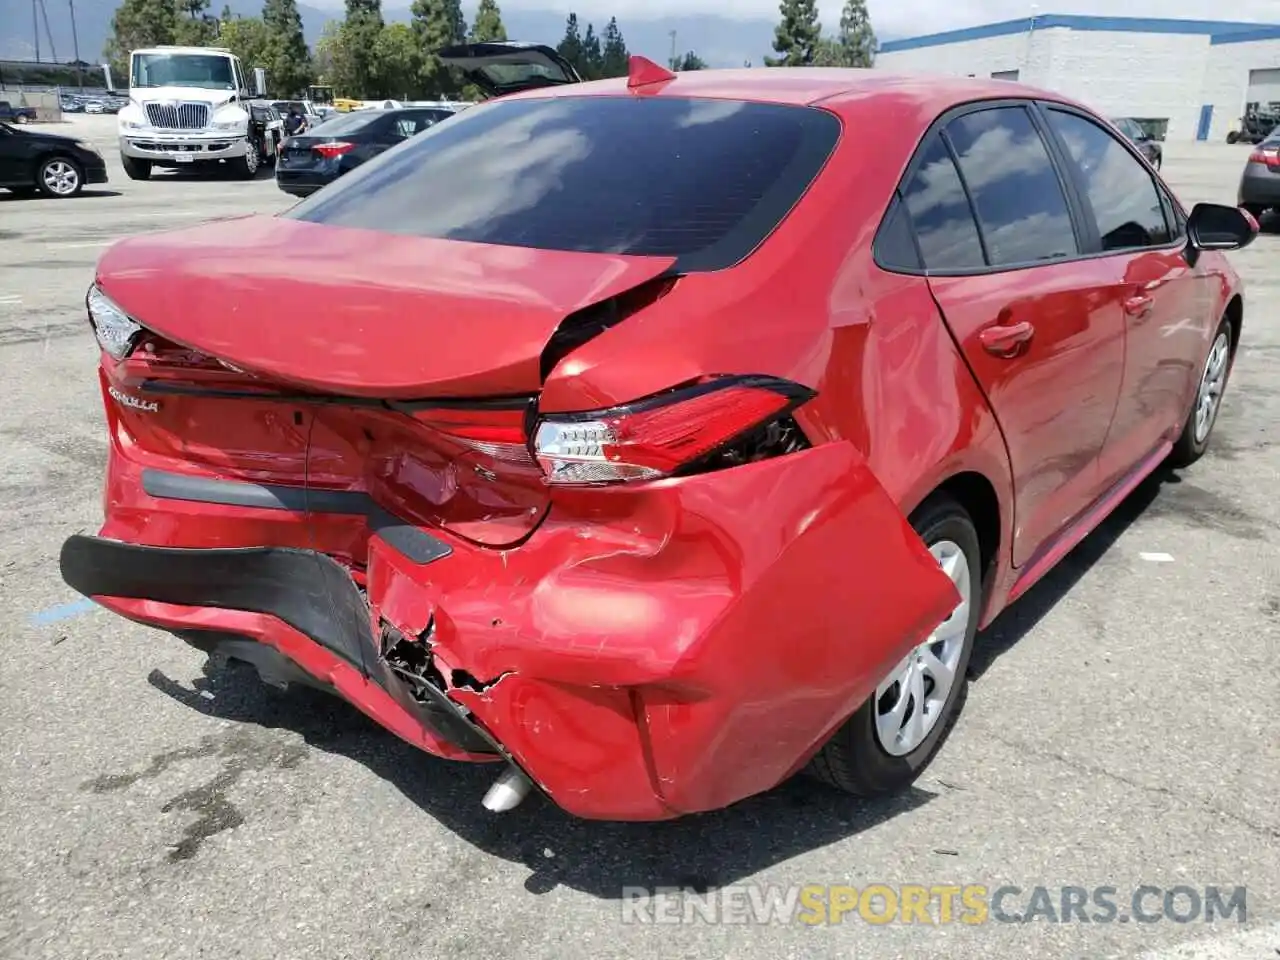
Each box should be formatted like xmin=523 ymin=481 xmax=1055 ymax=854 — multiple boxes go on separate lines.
xmin=1186 ymin=202 xmax=1258 ymax=252
xmin=253 ymin=68 xmax=267 ymax=98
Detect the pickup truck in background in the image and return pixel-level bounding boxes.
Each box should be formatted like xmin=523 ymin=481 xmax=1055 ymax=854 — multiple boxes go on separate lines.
xmin=0 ymin=101 xmax=38 ymax=124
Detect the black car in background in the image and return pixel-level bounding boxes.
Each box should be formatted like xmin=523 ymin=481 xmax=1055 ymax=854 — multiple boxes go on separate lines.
xmin=1238 ymin=127 xmax=1280 ymax=224
xmin=0 ymin=121 xmax=107 ymax=197
xmin=275 ymin=106 xmax=457 ymax=197
xmin=1111 ymin=117 xmax=1162 ymax=169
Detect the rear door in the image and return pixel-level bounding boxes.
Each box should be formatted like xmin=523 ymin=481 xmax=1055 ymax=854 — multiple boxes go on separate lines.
xmin=437 ymin=42 xmax=582 ymax=97
xmin=902 ymin=102 xmax=1126 ymax=568
xmin=1040 ymin=104 xmax=1217 ymax=486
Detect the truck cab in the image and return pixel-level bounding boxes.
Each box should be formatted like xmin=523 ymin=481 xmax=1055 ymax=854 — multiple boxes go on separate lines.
xmin=116 ymin=45 xmax=267 ymax=180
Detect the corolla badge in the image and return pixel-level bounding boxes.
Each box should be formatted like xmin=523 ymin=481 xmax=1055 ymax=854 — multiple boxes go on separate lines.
xmin=108 ymin=385 xmax=159 ymax=413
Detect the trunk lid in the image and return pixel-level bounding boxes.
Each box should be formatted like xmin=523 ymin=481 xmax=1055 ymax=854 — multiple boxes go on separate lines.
xmin=96 ymin=215 xmax=677 ymax=551
xmin=436 ymin=42 xmax=582 ymax=97
xmin=94 ymin=214 xmax=676 ymax=398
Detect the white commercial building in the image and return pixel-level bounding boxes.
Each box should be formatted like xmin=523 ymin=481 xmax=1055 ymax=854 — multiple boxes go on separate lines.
xmin=875 ymin=15 xmax=1280 ymax=142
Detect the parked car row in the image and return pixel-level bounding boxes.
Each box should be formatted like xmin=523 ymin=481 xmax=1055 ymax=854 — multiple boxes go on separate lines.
xmin=61 ymin=93 xmax=129 ymax=115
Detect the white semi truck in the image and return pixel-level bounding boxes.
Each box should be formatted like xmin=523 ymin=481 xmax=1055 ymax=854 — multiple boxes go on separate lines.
xmin=112 ymin=45 xmax=269 ymax=180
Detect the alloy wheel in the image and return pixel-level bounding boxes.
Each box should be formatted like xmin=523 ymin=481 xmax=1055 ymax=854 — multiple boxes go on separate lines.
xmin=41 ymin=159 xmax=80 ymax=196
xmin=873 ymin=539 xmax=971 ymax=756
xmin=1193 ymin=331 xmax=1230 ymax=444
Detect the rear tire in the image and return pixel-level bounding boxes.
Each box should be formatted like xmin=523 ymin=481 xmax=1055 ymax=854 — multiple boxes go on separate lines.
xmin=121 ymin=155 xmax=151 ymax=181
xmin=1226 ymin=130 xmax=1240 ymax=144
xmin=1168 ymin=316 xmax=1233 ymax=468
xmin=807 ymin=493 xmax=981 ymax=797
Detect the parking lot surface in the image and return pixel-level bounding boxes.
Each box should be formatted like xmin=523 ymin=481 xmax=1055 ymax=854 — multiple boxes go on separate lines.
xmin=1 ymin=115 xmax=1277 ymax=960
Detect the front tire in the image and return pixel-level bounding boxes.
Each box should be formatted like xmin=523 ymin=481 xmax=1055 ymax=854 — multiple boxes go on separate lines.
xmin=121 ymin=154 xmax=151 ymax=180
xmin=1168 ymin=317 xmax=1233 ymax=468
xmin=807 ymin=493 xmax=981 ymax=796
xmin=36 ymin=155 xmax=83 ymax=197
xmin=228 ymin=138 xmax=261 ymax=179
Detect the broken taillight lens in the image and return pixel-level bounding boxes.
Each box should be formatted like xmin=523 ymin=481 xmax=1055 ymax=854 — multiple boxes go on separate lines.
xmin=402 ymin=402 xmax=535 ymax=464
xmin=313 ymin=141 xmax=355 ymax=159
xmin=533 ymin=376 xmax=814 ymax=485
xmin=86 ymin=284 xmax=143 ymax=359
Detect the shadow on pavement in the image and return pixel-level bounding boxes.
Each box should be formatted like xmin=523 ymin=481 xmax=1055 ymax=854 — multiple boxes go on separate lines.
xmin=968 ymin=467 xmax=1174 ymax=680
xmin=147 ymin=656 xmax=932 ymax=897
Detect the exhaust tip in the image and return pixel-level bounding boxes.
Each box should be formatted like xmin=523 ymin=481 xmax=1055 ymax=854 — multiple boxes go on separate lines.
xmin=482 ymin=765 xmax=533 ymax=812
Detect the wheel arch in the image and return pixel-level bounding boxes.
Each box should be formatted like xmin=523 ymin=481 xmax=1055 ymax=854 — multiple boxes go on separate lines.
xmin=905 ymin=467 xmax=1008 ymax=626
xmin=1223 ymin=293 xmax=1243 ymax=355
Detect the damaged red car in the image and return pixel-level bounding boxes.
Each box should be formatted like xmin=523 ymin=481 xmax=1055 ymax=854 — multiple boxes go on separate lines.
xmin=61 ymin=49 xmax=1257 ymax=820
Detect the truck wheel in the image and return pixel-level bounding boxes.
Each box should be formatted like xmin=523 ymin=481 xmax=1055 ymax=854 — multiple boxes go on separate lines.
xmin=1226 ymin=130 xmax=1240 ymax=144
xmin=229 ymin=139 xmax=261 ymax=180
xmin=121 ymin=155 xmax=151 ymax=181
xmin=14 ymin=114 xmax=29 ymax=124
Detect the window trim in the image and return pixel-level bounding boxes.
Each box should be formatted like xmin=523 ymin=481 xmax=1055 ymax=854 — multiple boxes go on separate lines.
xmin=873 ymin=96 xmax=1190 ymax=278
xmin=1036 ymin=103 xmax=1187 ymax=257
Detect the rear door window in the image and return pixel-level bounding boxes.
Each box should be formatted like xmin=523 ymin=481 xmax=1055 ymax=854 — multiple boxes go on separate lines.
xmin=1045 ymin=108 xmax=1172 ymax=250
xmin=283 ymin=96 xmax=841 ymax=271
xmin=943 ymin=106 xmax=1079 ymax=266
xmin=899 ymin=134 xmax=986 ymax=271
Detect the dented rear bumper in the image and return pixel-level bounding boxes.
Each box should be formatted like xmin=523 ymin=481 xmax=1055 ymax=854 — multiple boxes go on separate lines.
xmin=60 ymin=441 xmax=958 ymax=821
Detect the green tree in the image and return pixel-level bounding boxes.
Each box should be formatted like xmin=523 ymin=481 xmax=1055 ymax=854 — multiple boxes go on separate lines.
xmin=764 ymin=0 xmax=820 ymax=66
xmin=581 ymin=23 xmax=603 ymax=79
xmin=469 ymin=0 xmax=506 ymax=41
xmin=104 ymin=0 xmax=177 ymax=76
xmin=315 ymin=18 xmax=365 ymax=96
xmin=410 ymin=0 xmax=467 ymax=98
xmin=672 ymin=50 xmax=706 ymax=71
xmin=375 ymin=22 xmax=421 ymax=98
xmin=600 ymin=16 xmax=628 ymax=77
xmin=339 ymin=0 xmax=385 ymax=97
xmin=557 ymin=13 xmax=584 ymax=75
xmin=261 ymin=0 xmax=313 ymax=95
xmin=217 ymin=14 xmax=272 ymax=75
xmin=175 ymin=0 xmax=218 ymax=45
xmin=835 ymin=0 xmax=876 ymax=66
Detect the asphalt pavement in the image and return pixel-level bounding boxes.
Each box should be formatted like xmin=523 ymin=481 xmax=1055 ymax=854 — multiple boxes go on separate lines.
xmin=1 ymin=114 xmax=1277 ymax=960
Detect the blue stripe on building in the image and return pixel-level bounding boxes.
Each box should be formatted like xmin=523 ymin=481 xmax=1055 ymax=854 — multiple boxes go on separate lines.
xmin=878 ymin=15 xmax=1280 ymax=54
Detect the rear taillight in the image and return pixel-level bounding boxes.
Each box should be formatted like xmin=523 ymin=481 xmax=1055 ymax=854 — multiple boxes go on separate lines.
xmin=313 ymin=141 xmax=355 ymax=158
xmin=86 ymin=284 xmax=142 ymax=359
xmin=1249 ymin=147 xmax=1280 ymax=167
xmin=532 ymin=376 xmax=814 ymax=485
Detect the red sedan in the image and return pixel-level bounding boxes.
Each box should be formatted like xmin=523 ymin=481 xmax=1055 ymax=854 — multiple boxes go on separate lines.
xmin=61 ymin=53 xmax=1257 ymax=821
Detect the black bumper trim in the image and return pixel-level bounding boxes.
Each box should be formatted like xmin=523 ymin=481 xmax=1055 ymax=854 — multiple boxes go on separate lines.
xmin=140 ymin=468 xmax=452 ymax=565
xmin=58 ymin=535 xmax=500 ymax=755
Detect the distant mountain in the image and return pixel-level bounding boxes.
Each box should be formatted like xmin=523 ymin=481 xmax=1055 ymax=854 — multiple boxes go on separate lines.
xmin=0 ymin=0 xmax=782 ymax=71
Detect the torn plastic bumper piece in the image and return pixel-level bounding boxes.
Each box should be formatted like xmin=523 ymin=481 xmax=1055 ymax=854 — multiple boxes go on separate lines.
xmin=58 ymin=536 xmax=504 ymax=759
xmin=60 ymin=440 xmax=959 ymax=820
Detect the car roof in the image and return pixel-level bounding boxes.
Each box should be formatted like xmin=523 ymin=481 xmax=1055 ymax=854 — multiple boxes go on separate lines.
xmin=497 ymin=68 xmax=1081 ymax=114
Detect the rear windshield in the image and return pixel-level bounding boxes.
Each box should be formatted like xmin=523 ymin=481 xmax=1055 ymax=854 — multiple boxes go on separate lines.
xmin=283 ymin=95 xmax=841 ymax=270
xmin=304 ymin=110 xmax=378 ymax=136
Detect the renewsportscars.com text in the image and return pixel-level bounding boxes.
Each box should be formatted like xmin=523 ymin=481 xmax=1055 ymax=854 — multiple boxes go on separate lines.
xmin=619 ymin=884 xmax=1248 ymax=925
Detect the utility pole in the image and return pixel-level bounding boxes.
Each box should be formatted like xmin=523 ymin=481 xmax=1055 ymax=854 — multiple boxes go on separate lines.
xmin=33 ymin=0 xmax=41 ymax=61
xmin=669 ymin=30 xmax=677 ymax=69
xmin=69 ymin=0 xmax=84 ymax=88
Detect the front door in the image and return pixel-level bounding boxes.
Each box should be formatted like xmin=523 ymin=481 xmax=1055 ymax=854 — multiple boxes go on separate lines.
xmin=900 ymin=104 xmax=1126 ymax=567
xmin=1040 ymin=106 xmax=1219 ymax=484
